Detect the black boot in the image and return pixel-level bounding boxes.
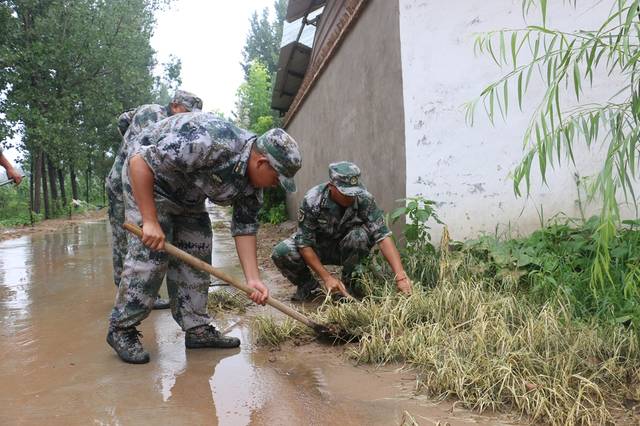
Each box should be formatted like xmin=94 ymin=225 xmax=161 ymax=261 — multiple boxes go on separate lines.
xmin=107 ymin=327 xmax=150 ymax=364
xmin=152 ymin=295 xmax=170 ymax=310
xmin=185 ymin=324 xmax=240 ymax=349
xmin=291 ymin=282 xmax=320 ymax=302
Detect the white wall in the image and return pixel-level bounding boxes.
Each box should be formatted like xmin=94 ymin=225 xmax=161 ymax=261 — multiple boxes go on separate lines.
xmin=399 ymin=0 xmax=635 ymax=240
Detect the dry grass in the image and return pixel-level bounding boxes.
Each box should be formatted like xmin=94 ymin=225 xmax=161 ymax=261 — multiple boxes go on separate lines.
xmin=253 ymin=316 xmax=312 ymax=346
xmin=207 ymin=288 xmax=249 ymax=314
xmin=254 ymin=269 xmax=640 ymax=424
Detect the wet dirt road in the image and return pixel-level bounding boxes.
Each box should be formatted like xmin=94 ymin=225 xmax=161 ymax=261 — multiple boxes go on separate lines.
xmin=0 ymin=212 xmax=514 ymax=425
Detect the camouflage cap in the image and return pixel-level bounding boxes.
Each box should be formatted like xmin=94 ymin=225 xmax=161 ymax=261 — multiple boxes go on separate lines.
xmin=172 ymin=89 xmax=203 ymax=112
xmin=255 ymin=128 xmax=302 ymax=193
xmin=329 ymin=161 xmax=366 ymax=197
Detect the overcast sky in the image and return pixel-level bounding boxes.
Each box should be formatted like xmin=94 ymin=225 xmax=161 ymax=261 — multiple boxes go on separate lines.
xmin=151 ymin=0 xmax=276 ymax=116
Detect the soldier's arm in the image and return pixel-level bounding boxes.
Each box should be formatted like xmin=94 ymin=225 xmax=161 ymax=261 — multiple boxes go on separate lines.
xmin=231 ymin=189 xmax=269 ymax=305
xmin=362 ymin=195 xmax=411 ymax=295
xmin=295 ymin=199 xmax=349 ymax=297
xmin=129 ymin=154 xmax=165 ymax=251
xmin=234 ymin=235 xmax=269 ymax=305
xmin=299 ymin=247 xmax=350 ymax=297
xmin=377 ymin=237 xmax=412 ymax=295
xmin=0 ymin=152 xmax=22 ymax=185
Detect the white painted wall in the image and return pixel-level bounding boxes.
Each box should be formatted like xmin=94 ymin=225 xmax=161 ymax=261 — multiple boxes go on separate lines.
xmin=399 ymin=0 xmax=635 ymax=240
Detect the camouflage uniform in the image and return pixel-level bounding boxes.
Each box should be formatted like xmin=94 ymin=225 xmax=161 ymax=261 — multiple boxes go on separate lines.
xmin=109 ymin=112 xmax=301 ymax=332
xmin=272 ymin=162 xmax=391 ymax=294
xmin=106 ymin=90 xmax=202 ymax=287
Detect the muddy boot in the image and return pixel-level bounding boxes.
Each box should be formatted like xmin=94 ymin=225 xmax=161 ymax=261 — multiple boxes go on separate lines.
xmin=185 ymin=324 xmax=240 ymax=349
xmin=106 ymin=327 xmax=150 ymax=364
xmin=291 ymin=282 xmax=320 ymax=302
xmin=152 ymin=295 xmax=170 ymax=310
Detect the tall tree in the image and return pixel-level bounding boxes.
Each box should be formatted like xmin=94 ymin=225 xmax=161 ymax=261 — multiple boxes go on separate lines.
xmin=241 ymin=0 xmax=288 ymax=77
xmin=153 ymin=55 xmax=183 ymax=105
xmin=0 ymin=0 xmax=168 ymax=212
xmin=235 ymin=61 xmax=274 ymax=132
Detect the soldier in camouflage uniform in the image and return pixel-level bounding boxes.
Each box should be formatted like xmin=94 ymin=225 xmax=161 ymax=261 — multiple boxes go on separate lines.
xmin=106 ymin=90 xmax=203 ymax=310
xmin=107 ymin=111 xmax=301 ymax=364
xmin=0 ymin=150 xmax=22 ymax=186
xmin=272 ymin=162 xmax=413 ymax=301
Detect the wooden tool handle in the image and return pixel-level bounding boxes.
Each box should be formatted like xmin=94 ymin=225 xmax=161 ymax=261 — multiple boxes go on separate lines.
xmin=123 ymin=223 xmax=316 ymax=328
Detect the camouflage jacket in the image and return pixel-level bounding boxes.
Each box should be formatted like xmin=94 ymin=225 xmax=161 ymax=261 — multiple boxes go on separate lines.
xmin=106 ymin=104 xmax=169 ymax=189
xmin=294 ymin=183 xmax=391 ymax=249
xmin=136 ymin=112 xmax=262 ymax=236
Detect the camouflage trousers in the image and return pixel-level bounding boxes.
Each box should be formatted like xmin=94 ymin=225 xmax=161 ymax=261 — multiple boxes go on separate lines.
xmin=109 ymin=183 xmax=212 ymax=331
xmin=106 ymin=182 xmax=126 ymax=287
xmin=271 ymin=226 xmax=373 ymax=289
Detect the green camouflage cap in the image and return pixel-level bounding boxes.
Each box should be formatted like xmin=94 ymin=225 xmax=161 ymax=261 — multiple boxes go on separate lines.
xmin=172 ymin=89 xmax=203 ymax=112
xmin=255 ymin=128 xmax=302 ymax=192
xmin=329 ymin=161 xmax=366 ymax=196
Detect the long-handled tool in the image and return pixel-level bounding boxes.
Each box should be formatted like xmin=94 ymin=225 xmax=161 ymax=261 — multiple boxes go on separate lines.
xmin=123 ymin=223 xmax=346 ymax=340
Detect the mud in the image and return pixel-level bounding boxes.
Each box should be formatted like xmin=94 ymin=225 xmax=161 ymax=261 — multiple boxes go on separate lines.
xmin=0 ymin=207 xmax=516 ymax=425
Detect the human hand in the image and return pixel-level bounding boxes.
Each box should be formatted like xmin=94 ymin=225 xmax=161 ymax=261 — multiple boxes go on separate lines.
xmin=6 ymin=167 xmax=22 ymax=186
xmin=247 ymin=279 xmax=269 ymax=305
xmin=322 ymin=275 xmax=350 ymax=298
xmin=141 ymin=220 xmax=165 ymax=251
xmin=395 ymin=272 xmax=412 ymax=295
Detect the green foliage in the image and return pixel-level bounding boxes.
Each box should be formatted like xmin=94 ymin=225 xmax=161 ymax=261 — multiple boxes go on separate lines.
xmin=463 ymin=216 xmax=640 ymax=327
xmin=391 ymin=196 xmax=442 ymax=248
xmin=258 ymin=186 xmax=287 ymax=224
xmin=152 ymin=55 xmax=183 ymax=105
xmin=465 ymin=0 xmax=640 ymax=288
xmin=252 ymin=115 xmax=275 ymax=135
xmin=0 ymin=0 xmax=171 ymax=219
xmin=238 ymin=2 xmax=288 ymax=223
xmin=241 ymin=0 xmax=288 ymax=77
xmin=235 ymin=61 xmax=275 ymax=131
xmin=0 ymin=181 xmax=37 ymax=226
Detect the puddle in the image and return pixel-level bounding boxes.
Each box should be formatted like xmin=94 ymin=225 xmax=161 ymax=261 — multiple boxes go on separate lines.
xmin=0 ymin=207 xmax=516 ymax=425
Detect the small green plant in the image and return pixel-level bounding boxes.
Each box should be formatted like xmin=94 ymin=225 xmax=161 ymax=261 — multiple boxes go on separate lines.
xmin=386 ymin=196 xmax=443 ymax=287
xmin=390 ymin=196 xmax=442 ymax=250
xmin=258 ymin=186 xmax=288 ymax=224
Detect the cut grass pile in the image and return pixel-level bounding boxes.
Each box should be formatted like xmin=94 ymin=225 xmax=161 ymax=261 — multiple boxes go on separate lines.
xmin=207 ymin=287 xmax=249 ymax=314
xmin=254 ymin=263 xmax=640 ymax=424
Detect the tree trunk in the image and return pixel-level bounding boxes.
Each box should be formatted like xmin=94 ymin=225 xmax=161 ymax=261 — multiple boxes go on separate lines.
xmin=33 ymin=150 xmax=42 ymax=214
xmin=85 ymin=168 xmax=90 ymax=203
xmin=29 ymin=155 xmax=35 ymax=225
xmin=70 ymin=165 xmax=79 ymax=201
xmin=102 ymin=172 xmax=106 ymax=206
xmin=41 ymin=153 xmax=50 ymax=219
xmin=47 ymin=158 xmax=58 ymax=212
xmin=58 ymin=167 xmax=67 ymax=206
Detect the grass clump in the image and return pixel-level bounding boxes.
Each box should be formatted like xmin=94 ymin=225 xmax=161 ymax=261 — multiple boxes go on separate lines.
xmin=207 ymin=288 xmax=249 ymax=314
xmin=256 ymin=274 xmax=640 ymax=424
xmin=253 ymin=316 xmax=312 ymax=346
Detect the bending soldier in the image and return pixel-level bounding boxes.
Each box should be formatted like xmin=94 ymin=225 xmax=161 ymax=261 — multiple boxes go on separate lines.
xmin=107 ymin=112 xmax=301 ymax=364
xmin=106 ymin=90 xmax=202 ymax=310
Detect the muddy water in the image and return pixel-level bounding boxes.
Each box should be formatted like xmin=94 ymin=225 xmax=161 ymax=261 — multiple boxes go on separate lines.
xmin=0 ymin=212 xmax=513 ymax=425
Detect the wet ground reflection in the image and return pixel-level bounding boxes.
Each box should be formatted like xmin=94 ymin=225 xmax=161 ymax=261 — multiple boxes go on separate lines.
xmin=0 ymin=211 xmax=512 ymax=425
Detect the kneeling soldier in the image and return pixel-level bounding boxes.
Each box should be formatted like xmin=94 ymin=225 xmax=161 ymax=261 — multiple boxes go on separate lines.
xmin=272 ymin=161 xmax=412 ymax=301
